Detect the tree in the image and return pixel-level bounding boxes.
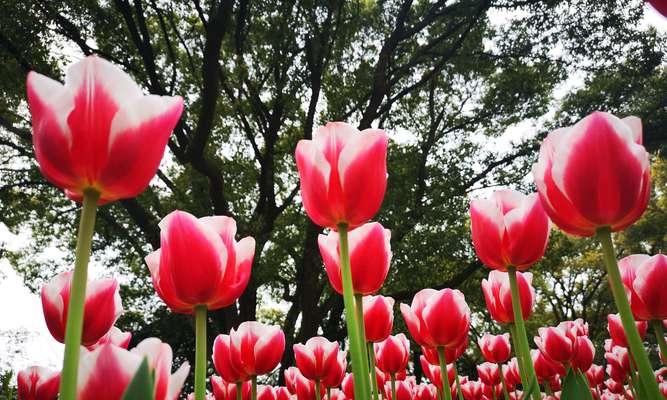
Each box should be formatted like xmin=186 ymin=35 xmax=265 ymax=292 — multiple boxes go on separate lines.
xmin=0 ymin=0 xmax=664 ymax=386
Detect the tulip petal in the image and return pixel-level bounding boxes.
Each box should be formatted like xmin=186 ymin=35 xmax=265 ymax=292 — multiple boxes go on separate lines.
xmin=295 ymin=139 xmax=333 ymax=227
xmin=470 ymin=198 xmax=506 ymax=269
xmin=338 ymin=129 xmax=388 ymax=227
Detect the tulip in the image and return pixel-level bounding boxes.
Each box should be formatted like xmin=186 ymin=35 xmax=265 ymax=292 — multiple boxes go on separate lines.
xmin=295 ymin=121 xmax=388 ymax=230
xmin=41 ymin=271 xmax=122 ymax=346
xmin=274 ymin=387 xmax=290 ymax=400
xmin=294 ymin=336 xmax=340 ymax=382
xmin=341 ymin=373 xmax=355 ymax=399
xmin=212 ymin=334 xmax=249 ymax=384
xmin=619 ymin=254 xmax=653 ymax=319
xmin=146 ymin=211 xmax=255 ymax=313
xmin=420 ymin=356 xmax=455 ymax=391
xmin=86 ymin=326 xmax=131 ymax=351
xmin=318 ymin=222 xmax=391 ymax=296
xmin=534 ymin=326 xmax=576 ymax=365
xmin=421 ymin=338 xmax=469 ymax=366
xmin=478 ymin=333 xmax=511 ymax=364
xmin=401 ymin=288 xmax=470 ymax=349
xmin=187 ymin=394 xmax=215 ymax=400
xmin=605 ymin=346 xmax=630 ymax=383
xmin=291 ymin=369 xmax=325 ymax=400
xmin=415 ymin=384 xmax=438 ymax=400
xmin=647 ymin=0 xmax=667 ymax=19
xmin=375 ymin=334 xmax=410 ymax=375
xmin=210 ymin=376 xmax=251 ymax=400
xmin=531 ymin=350 xmax=565 ymax=383
xmin=77 ymin=339 xmax=189 ymax=400
xmin=17 ymin=366 xmax=60 ymax=400
xmin=604 ymin=379 xmax=625 ymax=394
xmin=481 ymin=270 xmax=535 ymax=324
xmin=632 ymin=254 xmax=667 ymax=319
xmin=257 ymin=386 xmax=276 ymax=400
xmin=470 ymin=189 xmax=550 ymax=271
xmin=571 ymin=335 xmax=595 ymax=372
xmin=502 ymin=359 xmax=522 ymax=390
xmin=533 ymin=112 xmax=649 ymax=236
xmin=383 ymin=379 xmax=412 ymax=400
xmin=322 ymin=350 xmax=347 ymax=389
xmin=477 ymin=363 xmax=500 ymax=386
xmin=607 ymin=314 xmax=647 ymax=348
xmin=229 ymin=322 xmax=285 ymax=378
xmin=363 ymin=295 xmax=395 ymax=342
xmin=26 ymin=55 xmax=183 ymax=204
xmin=327 ymin=389 xmax=347 ymax=400
xmin=459 ymin=380 xmax=483 ymax=400
xmin=586 ymin=364 xmax=605 ymax=388
xmin=558 ymin=318 xmax=589 ymax=337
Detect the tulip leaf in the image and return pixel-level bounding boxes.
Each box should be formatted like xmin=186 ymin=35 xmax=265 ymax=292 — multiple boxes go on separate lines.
xmin=560 ymin=368 xmax=594 ymax=400
xmin=122 ymin=358 xmax=154 ymax=400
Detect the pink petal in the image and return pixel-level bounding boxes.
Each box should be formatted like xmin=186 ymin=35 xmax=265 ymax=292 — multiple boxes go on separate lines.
xmin=295 ymin=139 xmax=334 ymax=228
xmin=470 ymin=198 xmax=506 ymax=269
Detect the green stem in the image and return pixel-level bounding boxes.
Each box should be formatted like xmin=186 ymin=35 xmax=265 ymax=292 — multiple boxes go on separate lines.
xmin=368 ymin=341 xmax=380 ymax=400
xmin=58 ymin=189 xmax=100 ymax=400
xmin=236 ymin=382 xmax=242 ymax=400
xmin=596 ymin=228 xmax=662 ymax=397
xmin=327 ymin=387 xmax=331 ymax=400
xmin=507 ymin=323 xmax=528 ymax=394
xmin=315 ymin=380 xmax=321 ymax=400
xmin=390 ymin=373 xmax=396 ymax=400
xmin=452 ymin=363 xmax=464 ymax=400
xmin=498 ymin=363 xmax=511 ymax=400
xmin=652 ymin=320 xmax=667 ymax=365
xmin=507 ymin=267 xmax=540 ymax=400
xmin=437 ymin=347 xmax=453 ymax=400
xmin=355 ymin=294 xmax=371 ymax=384
xmin=194 ymin=306 xmax=207 ymax=400
xmin=338 ymin=224 xmax=371 ymax=400
xmin=251 ymin=376 xmax=257 ymax=400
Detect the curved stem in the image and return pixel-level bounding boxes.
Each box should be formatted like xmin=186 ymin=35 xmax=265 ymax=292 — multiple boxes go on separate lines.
xmin=58 ymin=189 xmax=100 ymax=400
xmin=367 ymin=341 xmax=380 ymax=400
xmin=236 ymin=381 xmax=242 ymax=400
xmin=251 ymin=376 xmax=257 ymax=400
xmin=597 ymin=228 xmax=662 ymax=397
xmin=437 ymin=346 xmax=453 ymax=400
xmin=452 ymin=362 xmax=464 ymax=400
xmin=194 ymin=306 xmax=207 ymax=400
xmin=652 ymin=320 xmax=667 ymax=365
xmin=337 ymin=224 xmax=371 ymax=400
xmin=507 ymin=267 xmax=540 ymax=400
xmin=497 ymin=363 xmax=511 ymax=400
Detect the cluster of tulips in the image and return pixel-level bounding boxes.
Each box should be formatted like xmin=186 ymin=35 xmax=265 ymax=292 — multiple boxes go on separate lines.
xmin=12 ymin=50 xmax=667 ymax=400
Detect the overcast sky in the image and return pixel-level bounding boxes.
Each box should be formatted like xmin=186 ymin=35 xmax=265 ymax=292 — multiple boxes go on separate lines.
xmin=1 ymin=3 xmax=665 ymax=380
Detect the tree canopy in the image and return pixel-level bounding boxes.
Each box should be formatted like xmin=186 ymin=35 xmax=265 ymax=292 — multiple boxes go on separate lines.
xmin=0 ymin=0 xmax=665 ymax=389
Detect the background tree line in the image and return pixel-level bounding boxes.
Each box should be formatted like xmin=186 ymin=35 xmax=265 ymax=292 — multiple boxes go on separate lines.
xmin=0 ymin=0 xmax=665 ymax=391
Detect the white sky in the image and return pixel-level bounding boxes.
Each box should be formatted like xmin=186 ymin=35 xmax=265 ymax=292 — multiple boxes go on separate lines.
xmin=1 ymin=3 xmax=665 ymax=380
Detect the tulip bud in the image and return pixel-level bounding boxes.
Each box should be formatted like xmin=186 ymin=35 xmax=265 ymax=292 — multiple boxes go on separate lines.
xmin=363 ymin=295 xmax=395 ymax=342
xmin=470 ymin=189 xmax=550 ymax=271
xmin=17 ymin=366 xmax=60 ymax=400
xmin=481 ymin=270 xmax=535 ymax=324
xmin=294 ymin=336 xmax=340 ymax=381
xmin=607 ymin=313 xmax=648 ymax=348
xmin=295 ymin=121 xmax=389 ymax=230
xmin=41 ymin=271 xmax=122 ymax=346
xmin=77 ymin=339 xmax=189 ymax=400
xmin=146 ymin=211 xmax=254 ymax=313
xmin=478 ymin=333 xmax=511 ymax=364
xmin=375 ymin=334 xmax=410 ymax=375
xmin=318 ymin=222 xmax=391 ymax=295
xmin=533 ymin=111 xmax=650 ymax=236
xmin=477 ymin=362 xmax=500 ymax=386
xmin=228 ymin=322 xmax=285 ymax=377
xmin=26 ymin=56 xmax=183 ymax=204
xmin=632 ymin=254 xmax=667 ymax=320
xmin=401 ymin=288 xmax=470 ymax=349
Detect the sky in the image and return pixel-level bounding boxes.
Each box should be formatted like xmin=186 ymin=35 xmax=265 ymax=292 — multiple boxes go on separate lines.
xmin=1 ymin=2 xmax=665 ymax=380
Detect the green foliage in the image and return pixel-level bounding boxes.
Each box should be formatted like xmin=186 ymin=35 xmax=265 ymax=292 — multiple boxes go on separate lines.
xmin=560 ymin=368 xmax=594 ymax=400
xmin=122 ymin=358 xmax=155 ymax=400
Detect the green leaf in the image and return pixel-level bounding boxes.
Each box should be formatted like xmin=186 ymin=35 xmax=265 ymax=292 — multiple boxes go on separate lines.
xmin=122 ymin=358 xmax=155 ymax=400
xmin=560 ymin=368 xmax=594 ymax=400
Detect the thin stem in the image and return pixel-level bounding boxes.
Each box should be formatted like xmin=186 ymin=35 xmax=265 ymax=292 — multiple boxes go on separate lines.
xmin=58 ymin=189 xmax=100 ymax=400
xmin=497 ymin=363 xmax=511 ymax=400
xmin=452 ymin=363 xmax=464 ymax=400
xmin=597 ymin=228 xmax=662 ymax=397
xmin=236 ymin=381 xmax=243 ymax=400
xmin=355 ymin=294 xmax=371 ymax=386
xmin=652 ymin=320 xmax=667 ymax=365
xmin=315 ymin=380 xmax=321 ymax=400
xmin=368 ymin=341 xmax=380 ymax=400
xmin=251 ymin=376 xmax=257 ymax=400
xmin=507 ymin=268 xmax=540 ymax=400
xmin=437 ymin=346 xmax=453 ymax=400
xmin=338 ymin=224 xmax=371 ymax=400
xmin=390 ymin=373 xmax=396 ymax=400
xmin=507 ymin=324 xmax=528 ymax=390
xmin=194 ymin=306 xmax=207 ymax=400
xmin=327 ymin=387 xmax=331 ymax=400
